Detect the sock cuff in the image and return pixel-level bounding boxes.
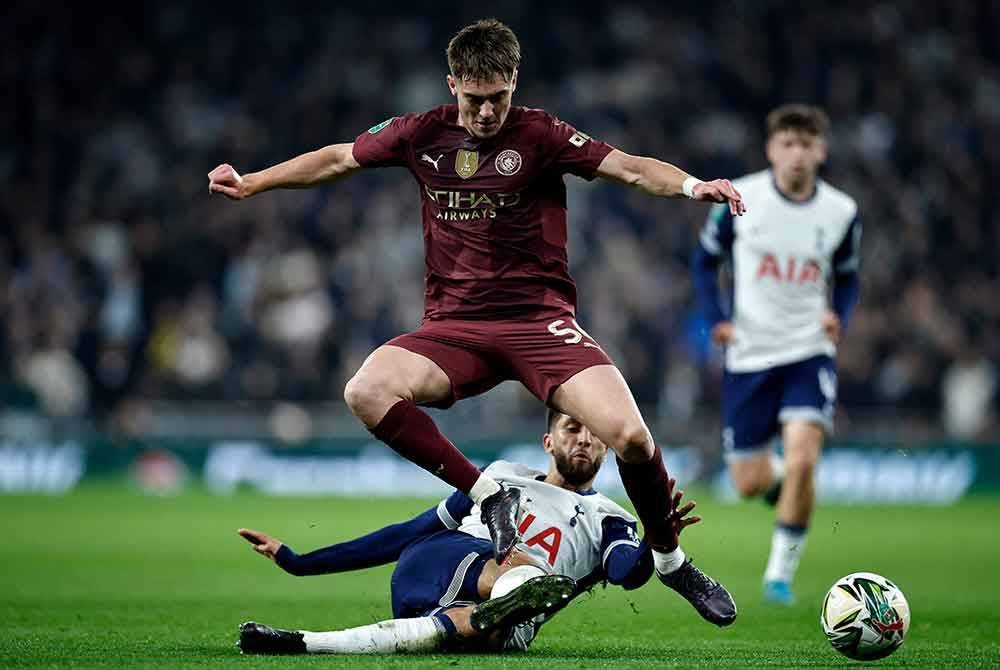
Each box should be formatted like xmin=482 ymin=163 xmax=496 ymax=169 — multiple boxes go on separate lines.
xmin=776 ymin=521 xmax=808 ymax=536
xmin=468 ymin=475 xmax=501 ymax=505
xmin=371 ymin=399 xmax=414 ymax=442
xmin=652 ymin=546 xmax=686 ymax=575
xmin=615 ymin=446 xmax=663 ymax=471
xmin=433 ymin=612 xmax=457 ymax=637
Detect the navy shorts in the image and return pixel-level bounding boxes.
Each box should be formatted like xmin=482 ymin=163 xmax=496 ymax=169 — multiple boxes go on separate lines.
xmin=390 ymin=530 xmax=493 ymax=619
xmin=722 ymin=355 xmax=837 ymax=458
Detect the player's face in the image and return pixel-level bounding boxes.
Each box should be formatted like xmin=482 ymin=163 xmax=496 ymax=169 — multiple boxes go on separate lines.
xmin=766 ymin=130 xmax=827 ymax=186
xmin=447 ymin=71 xmax=517 ymax=139
xmin=544 ymin=415 xmax=607 ymax=487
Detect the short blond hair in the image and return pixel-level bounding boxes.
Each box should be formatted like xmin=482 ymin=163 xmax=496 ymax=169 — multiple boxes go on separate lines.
xmin=766 ymin=104 xmax=831 ymax=139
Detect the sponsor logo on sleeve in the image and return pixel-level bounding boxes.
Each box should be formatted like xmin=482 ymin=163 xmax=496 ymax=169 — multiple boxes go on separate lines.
xmin=367 ymin=118 xmax=395 ymax=134
xmin=568 ymin=131 xmax=591 ymax=148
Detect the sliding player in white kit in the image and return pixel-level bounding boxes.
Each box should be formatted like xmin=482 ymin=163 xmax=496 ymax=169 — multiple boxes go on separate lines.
xmin=692 ymin=105 xmax=861 ymax=604
xmin=235 ymin=409 xmax=725 ymax=655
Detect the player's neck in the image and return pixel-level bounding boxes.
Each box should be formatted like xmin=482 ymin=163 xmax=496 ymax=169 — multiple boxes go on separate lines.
xmin=544 ymin=471 xmax=594 ymax=493
xmin=774 ymin=172 xmax=817 ymax=202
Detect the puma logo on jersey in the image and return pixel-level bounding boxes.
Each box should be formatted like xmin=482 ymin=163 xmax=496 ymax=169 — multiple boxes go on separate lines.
xmin=421 ymin=153 xmax=443 ymax=171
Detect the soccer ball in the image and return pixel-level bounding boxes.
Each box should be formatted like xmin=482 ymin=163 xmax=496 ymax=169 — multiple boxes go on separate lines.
xmin=820 ymin=572 xmax=910 ymax=661
xmin=490 ymin=565 xmax=545 ymax=599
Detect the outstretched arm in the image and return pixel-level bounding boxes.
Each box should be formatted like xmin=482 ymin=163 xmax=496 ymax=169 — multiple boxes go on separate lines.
xmin=238 ymin=491 xmax=474 ymax=576
xmin=596 ymin=149 xmax=745 ymax=217
xmin=208 ymin=143 xmax=361 ymax=200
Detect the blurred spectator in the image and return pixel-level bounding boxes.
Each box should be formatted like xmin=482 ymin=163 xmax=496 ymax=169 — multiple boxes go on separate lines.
xmin=942 ymin=333 xmax=997 ymax=439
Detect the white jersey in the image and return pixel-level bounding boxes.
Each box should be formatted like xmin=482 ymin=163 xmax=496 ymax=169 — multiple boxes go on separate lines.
xmin=699 ymin=170 xmax=861 ymax=372
xmin=436 ymin=461 xmax=640 ymax=583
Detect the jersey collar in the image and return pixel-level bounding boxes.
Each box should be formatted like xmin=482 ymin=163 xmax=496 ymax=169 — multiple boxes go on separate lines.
xmin=770 ymin=169 xmax=820 ymax=205
xmin=533 ymin=474 xmax=598 ymax=496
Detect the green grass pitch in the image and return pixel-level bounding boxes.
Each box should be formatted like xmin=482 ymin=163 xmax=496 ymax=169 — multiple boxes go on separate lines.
xmin=3 ymin=485 xmax=999 ymax=668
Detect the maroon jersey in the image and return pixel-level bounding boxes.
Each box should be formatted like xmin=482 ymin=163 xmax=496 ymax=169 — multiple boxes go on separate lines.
xmin=352 ymin=105 xmax=614 ymax=319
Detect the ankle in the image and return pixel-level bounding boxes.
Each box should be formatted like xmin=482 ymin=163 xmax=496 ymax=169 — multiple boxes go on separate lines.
xmin=469 ymin=475 xmax=502 ymax=505
xmin=652 ymin=546 xmax=686 ymax=574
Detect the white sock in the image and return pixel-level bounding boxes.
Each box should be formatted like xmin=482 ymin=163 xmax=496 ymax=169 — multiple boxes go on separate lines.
xmin=301 ymin=617 xmax=445 ymax=654
xmin=468 ymin=474 xmax=501 ymax=505
xmin=652 ymin=546 xmax=686 ymax=575
xmin=763 ymin=524 xmax=807 ymax=584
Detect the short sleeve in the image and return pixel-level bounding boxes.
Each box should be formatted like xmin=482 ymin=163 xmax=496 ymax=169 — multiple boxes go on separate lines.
xmin=832 ymin=214 xmax=862 ymax=275
xmin=540 ymin=115 xmax=615 ymax=180
xmin=352 ymin=114 xmax=420 ymax=168
xmin=600 ymin=515 xmax=641 ymax=568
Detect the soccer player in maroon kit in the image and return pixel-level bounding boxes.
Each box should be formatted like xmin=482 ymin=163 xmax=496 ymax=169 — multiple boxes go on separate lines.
xmin=209 ymin=19 xmax=744 ymax=626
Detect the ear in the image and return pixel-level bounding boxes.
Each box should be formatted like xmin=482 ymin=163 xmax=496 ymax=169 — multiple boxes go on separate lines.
xmin=510 ymin=69 xmax=518 ymax=94
xmin=542 ymin=433 xmax=554 ymax=456
xmin=816 ymin=137 xmax=828 ymax=164
xmin=447 ymin=74 xmax=458 ymax=97
xmin=765 ymin=136 xmax=777 ymax=166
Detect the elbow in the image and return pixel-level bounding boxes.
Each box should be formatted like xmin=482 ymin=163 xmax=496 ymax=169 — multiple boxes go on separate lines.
xmin=317 ymin=144 xmax=356 ymax=182
xmin=616 ymin=155 xmax=647 ymax=188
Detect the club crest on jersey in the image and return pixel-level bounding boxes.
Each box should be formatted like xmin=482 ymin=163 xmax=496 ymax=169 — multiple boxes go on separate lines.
xmin=495 ymin=149 xmax=522 ymax=176
xmin=455 ymin=150 xmax=479 ymax=179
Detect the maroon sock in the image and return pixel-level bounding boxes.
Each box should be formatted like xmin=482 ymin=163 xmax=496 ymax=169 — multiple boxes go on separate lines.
xmin=617 ymin=447 xmax=677 ymax=552
xmin=371 ymin=400 xmax=482 ymax=494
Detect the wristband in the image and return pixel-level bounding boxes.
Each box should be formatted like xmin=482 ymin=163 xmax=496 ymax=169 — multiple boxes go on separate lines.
xmin=682 ymin=176 xmax=702 ymax=199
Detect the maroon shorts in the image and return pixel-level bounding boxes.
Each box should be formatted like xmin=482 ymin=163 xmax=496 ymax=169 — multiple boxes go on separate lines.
xmin=386 ymin=312 xmax=615 ymax=408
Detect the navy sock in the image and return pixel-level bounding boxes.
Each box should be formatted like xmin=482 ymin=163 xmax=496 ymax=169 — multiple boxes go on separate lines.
xmin=433 ymin=612 xmax=458 ymax=637
xmin=776 ymin=521 xmax=808 ymax=536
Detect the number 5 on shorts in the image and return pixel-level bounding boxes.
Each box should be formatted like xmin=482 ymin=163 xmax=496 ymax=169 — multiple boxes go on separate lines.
xmin=547 ymin=319 xmax=603 ymax=350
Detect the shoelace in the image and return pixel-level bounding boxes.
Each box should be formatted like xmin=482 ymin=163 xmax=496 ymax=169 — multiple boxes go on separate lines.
xmin=673 ymin=562 xmax=719 ymax=600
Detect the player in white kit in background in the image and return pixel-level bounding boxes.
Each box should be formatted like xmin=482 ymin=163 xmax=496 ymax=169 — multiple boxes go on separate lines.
xmin=235 ymin=410 xmax=733 ymax=655
xmin=692 ymin=105 xmax=861 ymax=605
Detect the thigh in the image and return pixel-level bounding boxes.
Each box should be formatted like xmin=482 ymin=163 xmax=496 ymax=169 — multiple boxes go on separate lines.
xmin=778 ymin=355 xmax=837 ymax=434
xmin=499 ymin=313 xmax=616 ymax=405
xmin=549 ymin=364 xmax=647 ymax=450
xmin=722 ymin=368 xmax=781 ymax=458
xmin=390 ymin=531 xmax=493 ymax=619
xmin=385 ymin=320 xmax=507 ymax=408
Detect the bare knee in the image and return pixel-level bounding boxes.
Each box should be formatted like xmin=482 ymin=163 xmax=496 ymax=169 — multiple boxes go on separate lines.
xmin=732 ymin=473 xmax=769 ymax=498
xmin=343 ymin=371 xmax=406 ymax=427
xmin=729 ymin=457 xmax=773 ymax=498
xmin=609 ymin=422 xmax=655 ymax=463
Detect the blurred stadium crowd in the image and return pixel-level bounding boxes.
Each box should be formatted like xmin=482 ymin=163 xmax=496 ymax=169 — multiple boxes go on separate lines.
xmin=3 ymin=1 xmax=999 ymax=441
